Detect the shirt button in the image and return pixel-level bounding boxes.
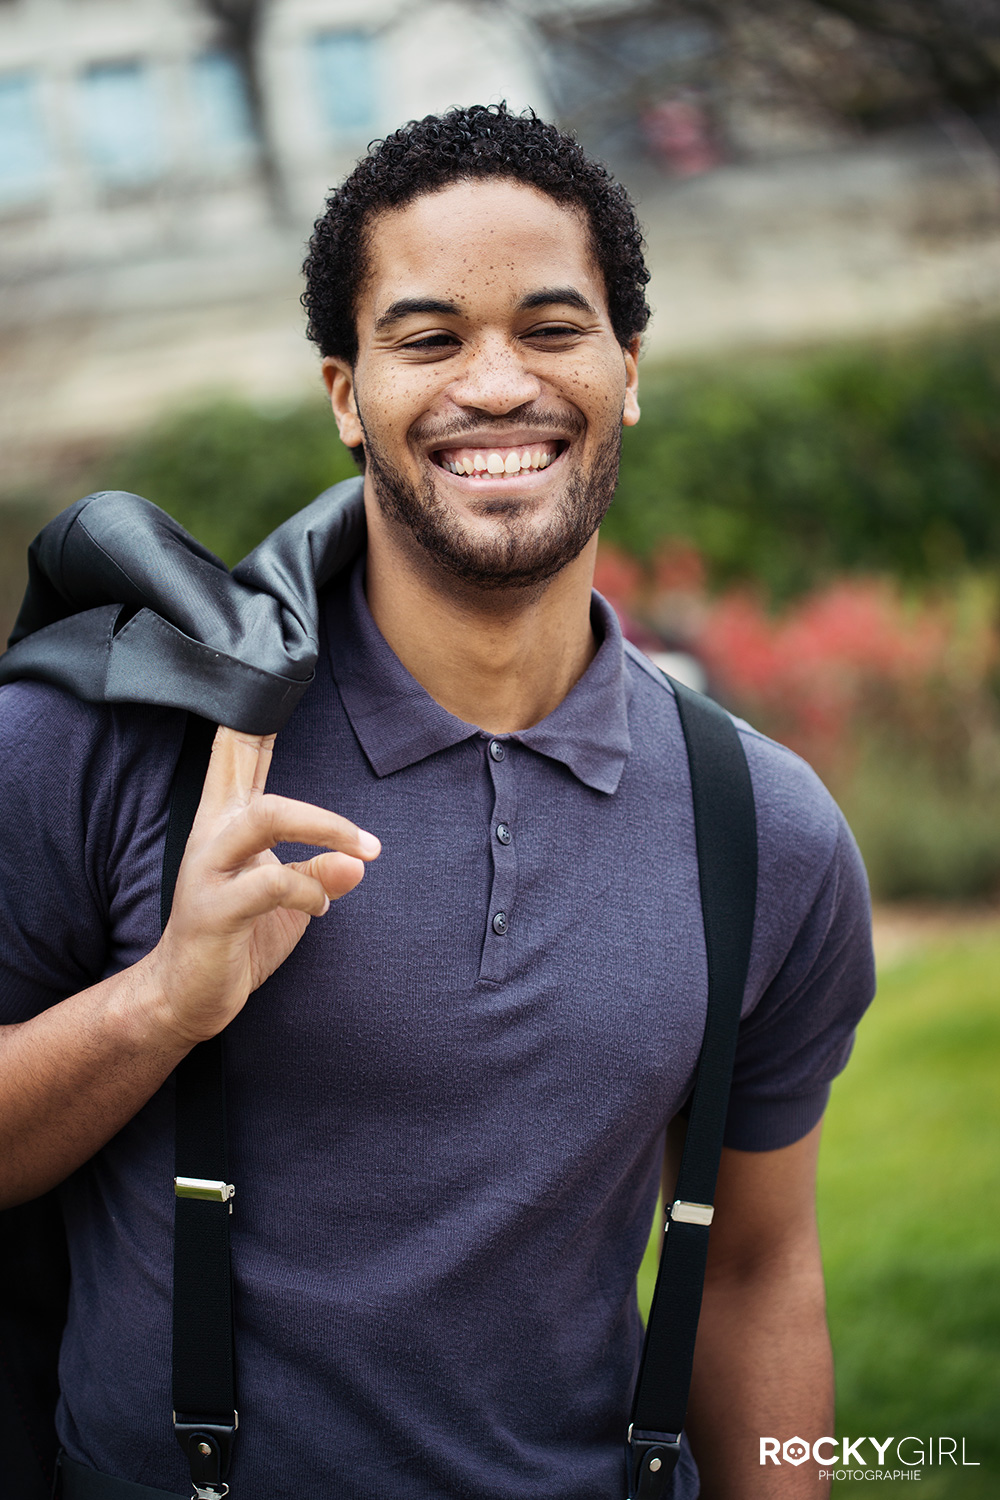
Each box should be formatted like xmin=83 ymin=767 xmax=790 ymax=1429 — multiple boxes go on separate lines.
xmin=492 ymin=911 xmax=508 ymax=935
xmin=489 ymin=739 xmax=505 ymax=762
xmin=495 ymin=823 xmax=512 ymax=845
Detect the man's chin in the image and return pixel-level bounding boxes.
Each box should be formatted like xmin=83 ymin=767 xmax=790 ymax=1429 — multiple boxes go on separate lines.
xmin=365 ymin=435 xmax=620 ymax=592
xmin=392 ymin=513 xmax=588 ymax=592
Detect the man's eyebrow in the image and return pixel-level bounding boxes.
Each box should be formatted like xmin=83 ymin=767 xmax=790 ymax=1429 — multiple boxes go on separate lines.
xmin=517 ymin=287 xmax=597 ymax=316
xmin=374 ymin=297 xmax=461 ymax=331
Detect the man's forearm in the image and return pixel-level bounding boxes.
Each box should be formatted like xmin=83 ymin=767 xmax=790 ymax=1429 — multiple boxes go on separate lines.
xmin=685 ymin=1249 xmax=833 ymax=1498
xmin=0 ymin=955 xmax=192 ymax=1208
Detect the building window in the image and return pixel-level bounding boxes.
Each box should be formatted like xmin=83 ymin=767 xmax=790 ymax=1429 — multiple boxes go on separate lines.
xmin=310 ymin=31 xmax=376 ymax=137
xmin=191 ymin=50 xmax=255 ymax=160
xmin=0 ymin=72 xmax=49 ymax=205
xmin=78 ymin=60 xmax=163 ymax=186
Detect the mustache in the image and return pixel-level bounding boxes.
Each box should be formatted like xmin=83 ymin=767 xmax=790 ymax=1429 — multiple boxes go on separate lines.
xmin=410 ymin=405 xmax=585 ymax=446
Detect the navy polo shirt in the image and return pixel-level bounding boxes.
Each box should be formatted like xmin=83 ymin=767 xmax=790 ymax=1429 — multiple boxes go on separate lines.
xmin=0 ymin=557 xmax=875 ymax=1498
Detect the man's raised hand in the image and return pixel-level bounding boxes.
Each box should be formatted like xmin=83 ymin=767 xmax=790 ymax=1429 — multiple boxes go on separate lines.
xmin=145 ymin=726 xmax=380 ymax=1047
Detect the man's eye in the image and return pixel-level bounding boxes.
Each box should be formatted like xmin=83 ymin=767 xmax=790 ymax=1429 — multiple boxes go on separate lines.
xmin=526 ymin=324 xmax=580 ymax=341
xmin=401 ymin=333 xmax=458 ymax=351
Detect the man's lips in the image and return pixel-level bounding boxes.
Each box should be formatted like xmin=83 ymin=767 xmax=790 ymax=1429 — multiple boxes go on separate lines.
xmin=431 ymin=439 xmax=566 ymax=478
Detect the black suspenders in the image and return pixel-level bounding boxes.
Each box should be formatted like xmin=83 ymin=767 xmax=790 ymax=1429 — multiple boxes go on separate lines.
xmin=626 ymin=679 xmax=758 ymax=1498
xmin=160 ymin=716 xmax=237 ymax=1500
xmin=161 ymin=682 xmax=758 ymax=1500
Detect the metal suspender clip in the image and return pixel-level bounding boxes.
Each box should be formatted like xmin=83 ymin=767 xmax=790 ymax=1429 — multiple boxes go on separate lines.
xmin=666 ymin=1199 xmax=714 ymax=1227
xmin=626 ymin=1424 xmax=682 ymax=1499
xmin=175 ymin=1176 xmax=236 ymax=1213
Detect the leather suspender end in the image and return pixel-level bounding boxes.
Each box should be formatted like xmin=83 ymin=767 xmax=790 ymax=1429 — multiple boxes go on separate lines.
xmin=627 ymin=1426 xmax=682 ymax=1499
xmin=174 ymin=1412 xmax=238 ymax=1497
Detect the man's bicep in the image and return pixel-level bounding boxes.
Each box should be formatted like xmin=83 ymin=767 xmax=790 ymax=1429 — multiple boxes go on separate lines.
xmin=662 ymin=1116 xmax=824 ymax=1270
xmin=706 ymin=1121 xmax=824 ymax=1277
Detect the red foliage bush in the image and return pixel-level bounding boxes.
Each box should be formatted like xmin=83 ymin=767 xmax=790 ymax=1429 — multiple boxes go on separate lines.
xmin=596 ymin=539 xmax=1000 ymax=779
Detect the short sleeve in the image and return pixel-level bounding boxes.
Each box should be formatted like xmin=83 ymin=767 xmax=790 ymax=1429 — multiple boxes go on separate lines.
xmin=0 ymin=681 xmax=116 ymax=1018
xmin=0 ymin=682 xmax=182 ymax=1021
xmin=723 ymin=734 xmax=876 ymax=1152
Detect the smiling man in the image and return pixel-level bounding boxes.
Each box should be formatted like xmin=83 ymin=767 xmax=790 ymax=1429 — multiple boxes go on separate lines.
xmin=318 ymin=170 xmax=639 ymax=737
xmin=0 ymin=105 xmax=874 ymax=1500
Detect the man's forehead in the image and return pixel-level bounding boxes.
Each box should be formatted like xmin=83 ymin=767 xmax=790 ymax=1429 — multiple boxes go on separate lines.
xmin=359 ymin=180 xmax=605 ymax=320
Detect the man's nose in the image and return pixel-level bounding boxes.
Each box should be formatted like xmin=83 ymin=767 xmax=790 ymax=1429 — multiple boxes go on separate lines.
xmin=448 ymin=338 xmax=543 ymax=414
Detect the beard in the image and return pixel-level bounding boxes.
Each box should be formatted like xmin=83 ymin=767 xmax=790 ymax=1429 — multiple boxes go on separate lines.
xmin=358 ymin=408 xmax=623 ymax=591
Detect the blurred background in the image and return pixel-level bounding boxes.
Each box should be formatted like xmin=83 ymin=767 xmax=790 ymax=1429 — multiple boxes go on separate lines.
xmin=1 ymin=0 xmax=998 ymax=1489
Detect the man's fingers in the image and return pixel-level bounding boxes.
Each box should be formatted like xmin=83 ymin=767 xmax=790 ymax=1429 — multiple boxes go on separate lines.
xmin=230 ymin=862 xmax=334 ymax=922
xmin=211 ymin=794 xmax=381 ymax=870
xmin=292 ymin=850 xmax=368 ymax=901
xmin=201 ymin=852 xmax=367 ymax=933
xmin=196 ymin=726 xmax=276 ymax=818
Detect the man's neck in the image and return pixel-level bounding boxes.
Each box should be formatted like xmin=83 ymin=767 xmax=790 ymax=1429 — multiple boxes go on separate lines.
xmin=363 ymin=512 xmax=600 ymax=735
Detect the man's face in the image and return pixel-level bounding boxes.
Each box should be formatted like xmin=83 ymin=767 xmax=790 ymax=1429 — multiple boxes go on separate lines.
xmin=324 ymin=178 xmax=640 ymax=591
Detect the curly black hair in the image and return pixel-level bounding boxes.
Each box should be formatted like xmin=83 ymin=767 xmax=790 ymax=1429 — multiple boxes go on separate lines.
xmin=302 ymin=103 xmax=651 ymax=364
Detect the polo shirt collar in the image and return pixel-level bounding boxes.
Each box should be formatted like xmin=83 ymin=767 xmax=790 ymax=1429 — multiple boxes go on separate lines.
xmin=326 ymin=558 xmax=632 ymax=794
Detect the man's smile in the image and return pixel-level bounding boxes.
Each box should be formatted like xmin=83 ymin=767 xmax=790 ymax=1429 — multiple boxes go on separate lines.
xmin=434 ymin=439 xmax=565 ymax=478
xmin=418 ymin=422 xmax=577 ymax=494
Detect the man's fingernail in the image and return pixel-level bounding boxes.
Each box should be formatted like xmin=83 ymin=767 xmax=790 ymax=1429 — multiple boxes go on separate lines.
xmin=359 ymin=832 xmax=381 ymax=856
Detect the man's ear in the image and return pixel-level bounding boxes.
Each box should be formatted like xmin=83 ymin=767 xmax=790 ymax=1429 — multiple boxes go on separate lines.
xmin=322 ymin=357 xmax=364 ymax=450
xmin=622 ymin=337 xmax=640 ymax=428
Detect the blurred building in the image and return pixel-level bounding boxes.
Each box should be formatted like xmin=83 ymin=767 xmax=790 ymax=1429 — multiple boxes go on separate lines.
xmin=0 ymin=0 xmax=998 ymax=480
xmin=0 ymin=0 xmax=552 ymax=473
xmin=0 ymin=0 xmax=546 ymax=282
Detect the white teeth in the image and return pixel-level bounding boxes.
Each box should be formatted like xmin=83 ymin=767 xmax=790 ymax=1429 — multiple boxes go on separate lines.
xmin=439 ymin=445 xmax=559 ymax=476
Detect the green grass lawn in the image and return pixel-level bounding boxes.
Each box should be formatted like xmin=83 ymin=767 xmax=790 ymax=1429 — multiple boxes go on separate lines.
xmin=637 ymin=930 xmax=1000 ymax=1495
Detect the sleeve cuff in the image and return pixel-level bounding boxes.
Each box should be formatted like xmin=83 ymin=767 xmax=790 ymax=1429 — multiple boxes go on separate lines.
xmin=722 ymin=1081 xmax=831 ymax=1152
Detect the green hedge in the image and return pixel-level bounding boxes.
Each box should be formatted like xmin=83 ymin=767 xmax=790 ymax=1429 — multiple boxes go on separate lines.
xmin=610 ymin=327 xmax=1000 ymax=600
xmin=103 ymin=397 xmax=359 ymax=567
xmin=838 ymin=740 xmax=1000 ymax=902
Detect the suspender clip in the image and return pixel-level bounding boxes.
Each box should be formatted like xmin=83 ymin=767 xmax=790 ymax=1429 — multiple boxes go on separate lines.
xmin=667 ymin=1199 xmax=714 ymax=1227
xmin=175 ymin=1176 xmax=236 ymax=1210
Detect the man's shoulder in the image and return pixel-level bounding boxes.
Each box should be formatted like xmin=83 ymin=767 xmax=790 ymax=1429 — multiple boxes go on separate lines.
xmin=0 ymin=678 xmax=187 ymax=823
xmin=624 ymin=642 xmax=843 ymax=863
xmin=1 ymin=676 xmax=182 ymax=753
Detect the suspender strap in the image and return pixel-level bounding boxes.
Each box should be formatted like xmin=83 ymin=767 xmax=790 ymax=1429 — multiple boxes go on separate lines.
xmin=159 ymin=716 xmax=237 ymax=1499
xmin=627 ymin=680 xmax=758 ymax=1499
